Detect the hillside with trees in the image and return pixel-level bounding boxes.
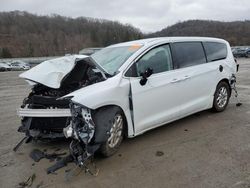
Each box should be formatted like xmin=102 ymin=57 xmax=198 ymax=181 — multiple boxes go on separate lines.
xmin=148 ymin=20 xmax=250 ymax=46
xmin=0 ymin=11 xmax=142 ymax=58
xmin=0 ymin=12 xmax=250 ymax=58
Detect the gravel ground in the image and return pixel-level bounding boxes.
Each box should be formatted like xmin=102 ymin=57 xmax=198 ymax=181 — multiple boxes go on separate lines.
xmin=0 ymin=58 xmax=250 ymax=188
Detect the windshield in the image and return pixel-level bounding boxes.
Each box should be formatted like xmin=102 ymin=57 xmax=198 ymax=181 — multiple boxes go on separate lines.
xmin=91 ymin=45 xmax=142 ymax=75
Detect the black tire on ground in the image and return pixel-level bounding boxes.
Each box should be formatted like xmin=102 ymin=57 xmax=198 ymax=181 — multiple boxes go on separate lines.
xmin=94 ymin=107 xmax=125 ymax=157
xmin=212 ymin=81 xmax=230 ymax=112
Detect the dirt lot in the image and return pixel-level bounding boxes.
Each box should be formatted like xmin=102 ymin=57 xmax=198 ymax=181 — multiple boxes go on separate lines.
xmin=0 ymin=59 xmax=250 ymax=188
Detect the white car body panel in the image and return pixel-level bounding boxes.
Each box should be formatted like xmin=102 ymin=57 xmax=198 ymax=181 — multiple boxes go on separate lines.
xmin=63 ymin=72 xmax=135 ymax=136
xmin=64 ymin=72 xmax=128 ymax=109
xmin=129 ymin=65 xmax=213 ymax=134
xmin=19 ymin=55 xmax=88 ymax=89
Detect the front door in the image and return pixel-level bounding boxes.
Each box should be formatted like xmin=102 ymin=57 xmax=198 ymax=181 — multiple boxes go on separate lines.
xmin=129 ymin=44 xmax=187 ymax=134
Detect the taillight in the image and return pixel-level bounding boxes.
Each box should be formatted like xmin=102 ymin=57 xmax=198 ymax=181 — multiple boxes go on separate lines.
xmin=234 ymin=58 xmax=239 ymax=72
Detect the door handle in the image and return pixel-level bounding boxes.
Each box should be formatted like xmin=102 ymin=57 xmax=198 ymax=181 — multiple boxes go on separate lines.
xmin=183 ymin=75 xmax=191 ymax=80
xmin=171 ymin=75 xmax=191 ymax=83
xmin=170 ymin=78 xmax=182 ymax=83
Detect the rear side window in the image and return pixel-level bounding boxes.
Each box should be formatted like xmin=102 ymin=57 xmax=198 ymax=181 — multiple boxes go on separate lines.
xmin=203 ymin=42 xmax=227 ymax=62
xmin=171 ymin=42 xmax=206 ymax=68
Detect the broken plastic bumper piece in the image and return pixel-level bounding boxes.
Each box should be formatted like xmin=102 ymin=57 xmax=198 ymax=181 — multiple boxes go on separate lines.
xmin=17 ymin=108 xmax=71 ymax=117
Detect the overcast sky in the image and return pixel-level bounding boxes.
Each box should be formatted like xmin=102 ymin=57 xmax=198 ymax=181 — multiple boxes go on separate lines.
xmin=1 ymin=0 xmax=250 ymax=32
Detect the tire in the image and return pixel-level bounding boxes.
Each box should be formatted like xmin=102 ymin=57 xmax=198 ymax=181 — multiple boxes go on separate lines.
xmin=212 ymin=81 xmax=230 ymax=112
xmin=98 ymin=108 xmax=124 ymax=157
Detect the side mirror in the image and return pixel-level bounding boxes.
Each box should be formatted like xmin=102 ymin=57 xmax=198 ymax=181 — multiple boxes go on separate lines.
xmin=139 ymin=68 xmax=153 ymax=86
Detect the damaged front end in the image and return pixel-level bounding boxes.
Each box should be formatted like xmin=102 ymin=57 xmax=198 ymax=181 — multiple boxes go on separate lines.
xmin=17 ymin=86 xmax=73 ymax=141
xmin=16 ymin=55 xmax=108 ymax=148
xmin=63 ymin=103 xmax=100 ymax=167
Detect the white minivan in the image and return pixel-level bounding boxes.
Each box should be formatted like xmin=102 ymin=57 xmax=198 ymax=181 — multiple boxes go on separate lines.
xmin=18 ymin=37 xmax=237 ymax=167
xmin=62 ymin=37 xmax=238 ymax=164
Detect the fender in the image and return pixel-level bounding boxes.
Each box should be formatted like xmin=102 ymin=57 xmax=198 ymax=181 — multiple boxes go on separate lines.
xmin=62 ymin=72 xmax=135 ymax=137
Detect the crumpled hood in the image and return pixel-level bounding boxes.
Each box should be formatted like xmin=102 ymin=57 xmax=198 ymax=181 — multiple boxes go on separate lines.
xmin=19 ymin=55 xmax=88 ymax=89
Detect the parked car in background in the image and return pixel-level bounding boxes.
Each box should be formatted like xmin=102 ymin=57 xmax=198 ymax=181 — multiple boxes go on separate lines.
xmin=10 ymin=61 xmax=31 ymax=71
xmin=0 ymin=62 xmax=11 ymax=71
xmin=79 ymin=47 xmax=102 ymax=55
xmin=18 ymin=37 xmax=238 ymax=168
xmin=246 ymin=48 xmax=250 ymax=57
xmin=232 ymin=47 xmax=249 ymax=58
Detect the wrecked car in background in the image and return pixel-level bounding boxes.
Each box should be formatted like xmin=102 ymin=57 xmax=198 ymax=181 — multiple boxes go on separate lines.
xmin=18 ymin=37 xmax=238 ymax=170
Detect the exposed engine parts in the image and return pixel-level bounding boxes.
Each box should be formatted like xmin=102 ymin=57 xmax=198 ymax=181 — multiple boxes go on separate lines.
xmin=17 ymin=63 xmax=105 ymax=143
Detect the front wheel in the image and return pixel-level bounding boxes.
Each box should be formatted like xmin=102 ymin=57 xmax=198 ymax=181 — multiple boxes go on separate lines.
xmin=99 ymin=110 xmax=124 ymax=157
xmin=212 ymin=81 xmax=230 ymax=112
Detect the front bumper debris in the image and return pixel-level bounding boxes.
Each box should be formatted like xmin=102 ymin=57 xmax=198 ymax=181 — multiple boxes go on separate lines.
xmin=47 ymin=101 xmax=101 ymax=175
xmin=64 ymin=103 xmax=101 ymax=167
xmin=17 ymin=108 xmax=71 ymax=117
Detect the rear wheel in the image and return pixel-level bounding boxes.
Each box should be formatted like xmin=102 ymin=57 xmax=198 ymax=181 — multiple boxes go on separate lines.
xmin=212 ymin=81 xmax=230 ymax=112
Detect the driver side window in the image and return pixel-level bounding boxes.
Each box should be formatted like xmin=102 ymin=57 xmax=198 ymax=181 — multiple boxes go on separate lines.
xmin=136 ymin=44 xmax=173 ymax=76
